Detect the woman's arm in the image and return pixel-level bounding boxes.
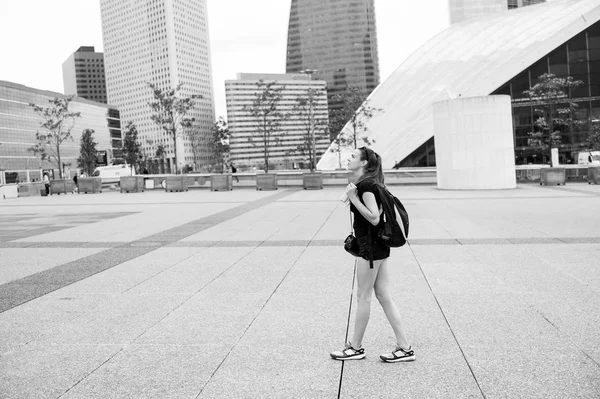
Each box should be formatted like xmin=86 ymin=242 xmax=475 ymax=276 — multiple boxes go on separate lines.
xmin=349 ymin=190 xmax=381 ymax=226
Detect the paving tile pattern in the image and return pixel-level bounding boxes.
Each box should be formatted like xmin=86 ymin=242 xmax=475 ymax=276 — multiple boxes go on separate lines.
xmin=0 ymin=184 xmax=599 ymax=398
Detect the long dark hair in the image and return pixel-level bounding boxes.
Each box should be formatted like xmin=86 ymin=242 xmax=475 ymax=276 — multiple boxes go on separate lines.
xmin=356 ymin=146 xmax=384 ymax=185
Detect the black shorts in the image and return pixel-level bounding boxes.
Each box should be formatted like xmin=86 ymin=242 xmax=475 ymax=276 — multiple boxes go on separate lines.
xmin=356 ymin=235 xmax=390 ymax=261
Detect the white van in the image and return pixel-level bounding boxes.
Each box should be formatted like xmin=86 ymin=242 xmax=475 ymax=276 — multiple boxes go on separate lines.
xmin=577 ymin=151 xmax=600 ymax=165
xmin=92 ymin=164 xmax=135 ymax=184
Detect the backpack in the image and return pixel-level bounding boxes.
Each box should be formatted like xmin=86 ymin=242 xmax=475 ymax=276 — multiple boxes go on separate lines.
xmin=372 ymin=183 xmax=410 ymax=248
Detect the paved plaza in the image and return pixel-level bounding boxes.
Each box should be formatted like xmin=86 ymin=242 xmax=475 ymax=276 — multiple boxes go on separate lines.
xmin=1 ymin=183 xmax=600 ymax=398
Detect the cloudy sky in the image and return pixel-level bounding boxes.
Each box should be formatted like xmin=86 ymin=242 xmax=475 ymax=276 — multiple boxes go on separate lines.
xmin=0 ymin=0 xmax=450 ymax=118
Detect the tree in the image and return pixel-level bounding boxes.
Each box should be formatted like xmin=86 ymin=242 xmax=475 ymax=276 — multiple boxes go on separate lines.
xmin=182 ymin=120 xmax=204 ymax=172
xmin=27 ymin=97 xmax=81 ymax=179
xmin=122 ymin=121 xmax=141 ymax=174
xmin=244 ymin=80 xmax=287 ymax=172
xmin=524 ymin=73 xmax=583 ymax=166
xmin=147 ymin=82 xmax=201 ymax=174
xmin=589 ymin=118 xmax=600 ymax=151
xmin=330 ymin=86 xmax=382 ymax=151
xmin=156 ymin=144 xmax=167 ymax=174
xmin=210 ymin=117 xmax=230 ymax=173
xmin=292 ymin=86 xmax=329 ymax=171
xmin=77 ymin=129 xmax=98 ymax=176
xmin=328 ymin=135 xmax=350 ymax=170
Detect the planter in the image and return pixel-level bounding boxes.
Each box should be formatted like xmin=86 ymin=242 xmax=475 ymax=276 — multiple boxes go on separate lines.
xmin=589 ymin=166 xmax=600 ymax=185
xmin=165 ymin=175 xmax=188 ymax=192
xmin=211 ymin=174 xmax=232 ymax=191
xmin=0 ymin=185 xmax=18 ymax=199
xmin=120 ymin=176 xmax=145 ymax=193
xmin=17 ymin=183 xmax=43 ymax=197
xmin=49 ymin=179 xmax=74 ymax=195
xmin=256 ymin=173 xmax=278 ymax=191
xmin=78 ymin=177 xmax=102 ymax=194
xmin=539 ymin=168 xmax=566 ymax=186
xmin=303 ymin=172 xmax=323 ymax=190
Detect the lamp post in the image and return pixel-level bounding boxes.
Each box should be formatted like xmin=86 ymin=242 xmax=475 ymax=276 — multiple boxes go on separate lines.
xmin=299 ymin=69 xmax=318 ymax=171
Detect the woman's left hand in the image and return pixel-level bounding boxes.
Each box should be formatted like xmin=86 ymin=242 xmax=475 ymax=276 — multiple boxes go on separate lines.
xmin=346 ymin=183 xmax=358 ymax=200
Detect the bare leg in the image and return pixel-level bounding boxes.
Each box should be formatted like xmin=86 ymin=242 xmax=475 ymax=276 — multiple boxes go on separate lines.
xmin=350 ymin=258 xmax=383 ymax=348
xmin=374 ymin=259 xmax=410 ymax=349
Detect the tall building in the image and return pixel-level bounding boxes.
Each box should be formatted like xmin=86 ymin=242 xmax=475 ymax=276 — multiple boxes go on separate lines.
xmin=225 ymin=73 xmax=329 ymax=170
xmin=62 ymin=46 xmax=107 ymax=104
xmin=286 ymin=0 xmax=379 ymax=139
xmin=0 ymin=81 xmax=121 ymax=181
xmin=318 ymin=0 xmax=600 ymax=170
xmin=449 ymin=0 xmax=546 ymax=24
xmin=99 ymin=0 xmax=215 ymax=173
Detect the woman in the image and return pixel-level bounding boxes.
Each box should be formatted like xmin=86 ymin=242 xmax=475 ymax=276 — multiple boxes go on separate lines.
xmin=330 ymin=147 xmax=415 ymax=363
xmin=43 ymin=173 xmax=50 ymax=196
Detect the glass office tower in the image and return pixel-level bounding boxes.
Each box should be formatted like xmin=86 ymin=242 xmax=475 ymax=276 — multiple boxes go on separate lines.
xmin=286 ymin=0 xmax=380 ymax=139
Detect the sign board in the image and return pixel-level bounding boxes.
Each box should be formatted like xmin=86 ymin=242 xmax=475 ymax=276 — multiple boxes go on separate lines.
xmin=96 ymin=151 xmax=108 ymax=166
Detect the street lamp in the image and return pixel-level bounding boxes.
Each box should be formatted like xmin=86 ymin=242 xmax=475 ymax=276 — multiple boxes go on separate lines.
xmin=299 ymin=69 xmax=318 ymax=171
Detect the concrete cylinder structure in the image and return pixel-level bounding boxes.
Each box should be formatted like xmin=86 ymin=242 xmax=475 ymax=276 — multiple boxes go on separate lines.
xmin=433 ymin=95 xmax=516 ymax=190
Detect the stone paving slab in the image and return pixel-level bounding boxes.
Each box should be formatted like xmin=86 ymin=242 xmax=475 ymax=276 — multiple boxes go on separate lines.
xmin=0 ymin=248 xmax=108 ymax=285
xmin=0 ymin=343 xmax=125 ymax=399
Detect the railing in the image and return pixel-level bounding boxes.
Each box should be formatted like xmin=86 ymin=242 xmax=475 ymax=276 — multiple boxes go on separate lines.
xmin=2 ymin=165 xmax=595 ymax=191
xmin=515 ymin=165 xmax=593 ymax=182
xmin=138 ymin=168 xmax=438 ymax=189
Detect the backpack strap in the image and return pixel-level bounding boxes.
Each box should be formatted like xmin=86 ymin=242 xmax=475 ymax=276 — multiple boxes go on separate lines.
xmin=368 ymin=223 xmax=373 ymax=269
xmin=349 ymin=206 xmax=353 ymax=234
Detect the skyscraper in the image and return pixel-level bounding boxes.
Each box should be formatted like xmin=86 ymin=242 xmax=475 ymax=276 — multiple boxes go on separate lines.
xmin=286 ymin=0 xmax=380 ymax=139
xmin=449 ymin=0 xmax=546 ymax=24
xmin=100 ymin=0 xmax=215 ymax=172
xmin=62 ymin=46 xmax=107 ymax=104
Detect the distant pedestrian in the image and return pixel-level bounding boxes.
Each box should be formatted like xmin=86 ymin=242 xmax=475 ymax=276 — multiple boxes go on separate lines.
xmin=231 ymin=163 xmax=239 ymax=183
xmin=72 ymin=174 xmax=79 ymax=194
xmin=330 ymin=147 xmax=414 ymax=363
xmin=43 ymin=173 xmax=50 ymax=196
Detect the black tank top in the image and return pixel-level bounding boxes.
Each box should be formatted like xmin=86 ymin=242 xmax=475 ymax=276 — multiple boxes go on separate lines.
xmin=350 ymin=178 xmax=384 ymax=238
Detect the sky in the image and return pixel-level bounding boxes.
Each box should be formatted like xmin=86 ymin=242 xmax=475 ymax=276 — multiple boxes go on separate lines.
xmin=0 ymin=0 xmax=450 ymax=119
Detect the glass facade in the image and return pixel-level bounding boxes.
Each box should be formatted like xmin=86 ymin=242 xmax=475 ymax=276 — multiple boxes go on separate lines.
xmin=285 ymin=0 xmax=380 ymax=139
xmin=492 ymin=21 xmax=600 ymax=164
xmin=396 ymin=20 xmax=600 ymax=168
xmin=0 ymin=81 xmax=121 ymax=179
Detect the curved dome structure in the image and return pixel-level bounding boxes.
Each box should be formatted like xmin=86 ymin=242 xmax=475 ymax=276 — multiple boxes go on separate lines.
xmin=318 ymin=0 xmax=600 ymax=170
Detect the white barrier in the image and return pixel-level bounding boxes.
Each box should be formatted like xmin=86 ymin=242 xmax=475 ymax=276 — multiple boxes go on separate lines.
xmin=0 ymin=185 xmax=18 ymax=199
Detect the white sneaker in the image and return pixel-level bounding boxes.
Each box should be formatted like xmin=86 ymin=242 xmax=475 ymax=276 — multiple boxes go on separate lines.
xmin=330 ymin=342 xmax=366 ymax=361
xmin=380 ymin=345 xmax=415 ymax=363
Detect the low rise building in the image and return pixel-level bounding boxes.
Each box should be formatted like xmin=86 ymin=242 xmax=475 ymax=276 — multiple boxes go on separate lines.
xmin=0 ymin=81 xmax=121 ymax=182
xmin=225 ymin=73 xmax=330 ymax=170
